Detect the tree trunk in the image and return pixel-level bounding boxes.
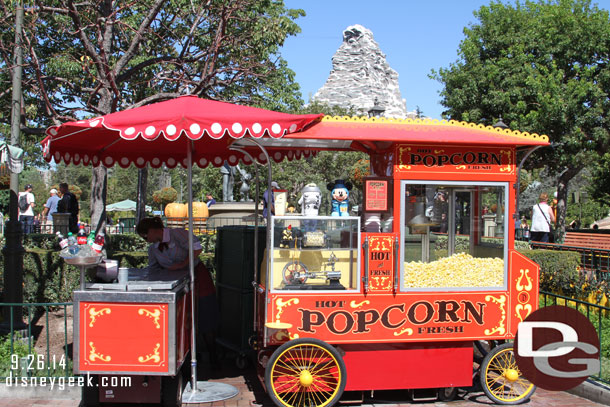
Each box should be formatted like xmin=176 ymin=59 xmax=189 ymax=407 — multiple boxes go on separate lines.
xmin=90 ymin=166 xmax=108 ymax=235
xmin=556 ymin=166 xmax=582 ymax=242
xmin=136 ymin=166 xmax=148 ymax=225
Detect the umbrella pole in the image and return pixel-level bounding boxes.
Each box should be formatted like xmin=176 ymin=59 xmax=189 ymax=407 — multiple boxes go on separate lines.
xmin=183 ymin=141 xmax=238 ymax=404
xmin=187 ymin=142 xmax=197 ymax=391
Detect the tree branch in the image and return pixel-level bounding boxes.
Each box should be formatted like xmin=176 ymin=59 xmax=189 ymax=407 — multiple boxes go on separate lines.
xmin=113 ymin=0 xmax=166 ymax=76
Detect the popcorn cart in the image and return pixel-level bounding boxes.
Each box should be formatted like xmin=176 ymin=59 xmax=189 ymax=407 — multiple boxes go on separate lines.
xmin=233 ymin=117 xmax=549 ymax=406
xmin=43 ymin=97 xmax=548 ymax=406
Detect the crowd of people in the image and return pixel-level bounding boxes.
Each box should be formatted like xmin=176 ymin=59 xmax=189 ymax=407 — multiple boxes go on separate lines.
xmin=17 ymin=182 xmax=80 ymax=234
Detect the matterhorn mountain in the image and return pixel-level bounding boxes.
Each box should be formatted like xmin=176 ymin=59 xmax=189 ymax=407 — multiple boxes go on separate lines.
xmin=312 ymin=24 xmax=411 ymax=119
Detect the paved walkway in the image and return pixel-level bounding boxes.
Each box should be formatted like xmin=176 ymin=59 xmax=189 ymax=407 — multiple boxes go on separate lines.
xmin=1 ymin=360 xmax=606 ymax=407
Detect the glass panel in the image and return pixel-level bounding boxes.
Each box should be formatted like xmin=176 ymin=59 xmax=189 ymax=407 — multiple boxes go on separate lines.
xmin=401 ymin=182 xmax=506 ymax=290
xmin=271 ymin=216 xmax=360 ymax=291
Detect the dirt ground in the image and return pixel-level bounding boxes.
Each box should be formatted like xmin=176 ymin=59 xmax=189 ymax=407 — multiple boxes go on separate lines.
xmin=33 ymin=306 xmax=73 ymax=364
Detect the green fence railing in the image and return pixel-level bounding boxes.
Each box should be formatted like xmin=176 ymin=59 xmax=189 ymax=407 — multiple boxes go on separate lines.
xmin=0 ymin=302 xmax=73 ymax=379
xmin=540 ymin=290 xmax=610 ymax=385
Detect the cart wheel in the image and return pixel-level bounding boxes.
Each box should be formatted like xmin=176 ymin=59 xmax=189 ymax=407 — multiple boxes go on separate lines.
xmin=282 ymin=261 xmax=308 ymax=284
xmin=265 ymin=338 xmax=346 ymax=407
xmin=480 ymin=342 xmax=535 ymax=405
xmin=437 ymin=387 xmax=458 ymax=401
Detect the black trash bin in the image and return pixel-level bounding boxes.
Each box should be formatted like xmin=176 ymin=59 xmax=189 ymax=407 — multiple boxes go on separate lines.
xmin=215 ymin=225 xmax=266 ymax=367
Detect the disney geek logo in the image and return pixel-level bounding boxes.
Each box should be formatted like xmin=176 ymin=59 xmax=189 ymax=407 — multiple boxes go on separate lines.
xmin=514 ymin=305 xmax=600 ymax=391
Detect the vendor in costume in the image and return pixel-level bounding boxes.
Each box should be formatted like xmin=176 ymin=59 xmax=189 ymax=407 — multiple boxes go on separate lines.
xmin=136 ymin=217 xmax=220 ymax=368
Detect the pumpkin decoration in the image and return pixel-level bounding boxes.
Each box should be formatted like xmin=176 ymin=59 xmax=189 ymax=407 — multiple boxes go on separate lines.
xmin=192 ymin=201 xmax=209 ymax=219
xmin=165 ymin=202 xmax=187 ymax=218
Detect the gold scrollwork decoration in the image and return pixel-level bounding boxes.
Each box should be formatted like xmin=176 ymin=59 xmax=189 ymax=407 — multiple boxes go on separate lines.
xmin=88 ymin=307 xmax=111 ymax=328
xmin=370 ymin=237 xmax=392 ymax=252
xmin=371 ymin=276 xmax=392 ymax=290
xmin=456 ymin=165 xmax=466 ymax=170
xmin=515 ymin=304 xmax=533 ymax=322
xmin=138 ymin=343 xmax=161 ymax=363
xmin=273 ymin=330 xmax=300 ymax=342
xmin=397 ymin=146 xmax=412 ymax=171
xmin=516 ymin=269 xmax=533 ymax=292
xmin=275 ymin=298 xmax=299 ymax=323
xmin=89 ymin=341 xmax=111 ymax=363
xmin=499 ymin=149 xmax=513 ymax=172
xmin=138 ymin=308 xmax=162 ymax=329
xmin=393 ymin=327 xmax=413 ymax=336
xmin=484 ymin=295 xmax=506 ymax=336
xmin=350 ymin=300 xmax=370 ymax=308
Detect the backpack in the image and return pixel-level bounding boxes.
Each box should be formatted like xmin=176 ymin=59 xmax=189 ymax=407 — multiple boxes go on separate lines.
xmin=18 ymin=194 xmax=29 ymax=212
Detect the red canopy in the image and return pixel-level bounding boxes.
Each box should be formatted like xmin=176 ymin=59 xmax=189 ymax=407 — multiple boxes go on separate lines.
xmin=286 ymin=117 xmax=550 ymax=146
xmin=42 ymin=96 xmax=323 ymax=168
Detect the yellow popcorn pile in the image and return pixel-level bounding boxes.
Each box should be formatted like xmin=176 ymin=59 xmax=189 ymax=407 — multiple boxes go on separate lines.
xmin=403 ymin=253 xmax=504 ymax=288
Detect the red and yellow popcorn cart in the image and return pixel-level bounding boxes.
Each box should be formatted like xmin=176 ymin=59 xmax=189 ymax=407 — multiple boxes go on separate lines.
xmin=236 ymin=116 xmax=549 ymax=406
xmin=44 ymin=97 xmax=548 ymax=406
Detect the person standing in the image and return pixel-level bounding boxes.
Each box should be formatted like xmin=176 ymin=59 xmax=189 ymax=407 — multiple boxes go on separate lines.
xmin=41 ymin=188 xmax=60 ymax=233
xmin=57 ymin=183 xmax=79 ymax=234
xmin=18 ymin=184 xmax=35 ymax=234
xmin=136 ymin=217 xmax=220 ymax=368
xmin=530 ymin=193 xmax=556 ymax=243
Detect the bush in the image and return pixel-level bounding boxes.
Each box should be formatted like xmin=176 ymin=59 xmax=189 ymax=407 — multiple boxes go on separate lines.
xmin=520 ymin=249 xmax=592 ymax=299
xmin=0 ymin=231 xmax=218 ymax=305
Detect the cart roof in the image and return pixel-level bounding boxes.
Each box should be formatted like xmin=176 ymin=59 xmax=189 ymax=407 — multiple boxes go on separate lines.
xmin=43 ymin=97 xmax=548 ymax=168
xmin=234 ymin=116 xmax=549 ymax=154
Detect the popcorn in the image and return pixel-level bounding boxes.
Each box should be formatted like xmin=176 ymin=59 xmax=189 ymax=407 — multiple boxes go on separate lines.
xmin=403 ymin=253 xmax=504 ymax=288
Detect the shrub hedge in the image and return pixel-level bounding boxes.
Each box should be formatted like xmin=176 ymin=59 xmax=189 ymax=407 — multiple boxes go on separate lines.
xmin=0 ymin=232 xmax=217 ymax=305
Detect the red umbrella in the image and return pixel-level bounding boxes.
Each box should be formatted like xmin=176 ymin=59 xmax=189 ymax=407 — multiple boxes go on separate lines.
xmin=43 ymin=96 xmax=323 ymax=401
xmin=42 ymin=95 xmax=322 ymax=168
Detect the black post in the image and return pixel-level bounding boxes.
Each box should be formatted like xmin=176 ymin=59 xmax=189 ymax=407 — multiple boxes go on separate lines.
xmin=2 ymin=1 xmax=25 ymax=330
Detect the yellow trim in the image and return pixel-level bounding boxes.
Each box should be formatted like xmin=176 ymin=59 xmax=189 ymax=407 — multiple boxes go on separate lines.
xmin=321 ymin=115 xmax=549 ymax=143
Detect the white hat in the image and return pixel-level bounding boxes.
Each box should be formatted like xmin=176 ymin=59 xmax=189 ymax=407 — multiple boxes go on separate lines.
xmin=271 ymin=181 xmax=280 ymax=189
xmin=50 ymin=188 xmax=58 ymax=194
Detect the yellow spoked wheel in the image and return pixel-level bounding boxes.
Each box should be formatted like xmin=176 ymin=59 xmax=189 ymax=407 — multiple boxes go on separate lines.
xmin=480 ymin=342 xmax=536 ymax=405
xmin=265 ymin=338 xmax=346 ymax=407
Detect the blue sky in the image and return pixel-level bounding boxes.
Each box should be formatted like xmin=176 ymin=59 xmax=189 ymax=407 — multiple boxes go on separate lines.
xmin=281 ymin=0 xmax=610 ymax=119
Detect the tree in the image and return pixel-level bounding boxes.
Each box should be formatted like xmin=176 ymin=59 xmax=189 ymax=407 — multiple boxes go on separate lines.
xmin=0 ymin=0 xmax=306 ymax=232
xmin=431 ymin=0 xmax=610 ymax=237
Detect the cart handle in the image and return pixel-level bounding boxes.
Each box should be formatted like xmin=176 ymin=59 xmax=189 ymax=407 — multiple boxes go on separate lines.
xmin=362 ymin=237 xmax=369 ymax=293
xmin=393 ymin=236 xmax=399 ymax=294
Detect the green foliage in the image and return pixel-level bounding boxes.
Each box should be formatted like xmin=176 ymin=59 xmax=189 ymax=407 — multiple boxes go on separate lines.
xmin=0 ymin=230 xmax=218 ymax=304
xmin=432 ymin=0 xmax=610 ymax=234
xmin=152 ymin=187 xmax=178 ymax=206
xmin=590 ymin=152 xmax=610 ymax=203
xmin=520 ymin=249 xmax=581 ymax=296
xmin=0 ymin=334 xmax=30 ymax=377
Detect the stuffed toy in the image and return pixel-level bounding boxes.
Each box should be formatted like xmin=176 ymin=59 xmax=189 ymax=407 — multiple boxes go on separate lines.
xmin=327 ymin=179 xmax=352 ymax=217
xmin=280 ymin=224 xmax=293 ymax=248
xmin=298 ymin=183 xmax=321 ymax=217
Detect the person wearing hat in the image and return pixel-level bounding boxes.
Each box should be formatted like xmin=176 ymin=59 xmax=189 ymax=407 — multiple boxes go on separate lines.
xmin=41 ymin=188 xmax=60 ymax=233
xmin=18 ymin=184 xmax=35 ymax=234
xmin=262 ymin=181 xmax=279 ymax=218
